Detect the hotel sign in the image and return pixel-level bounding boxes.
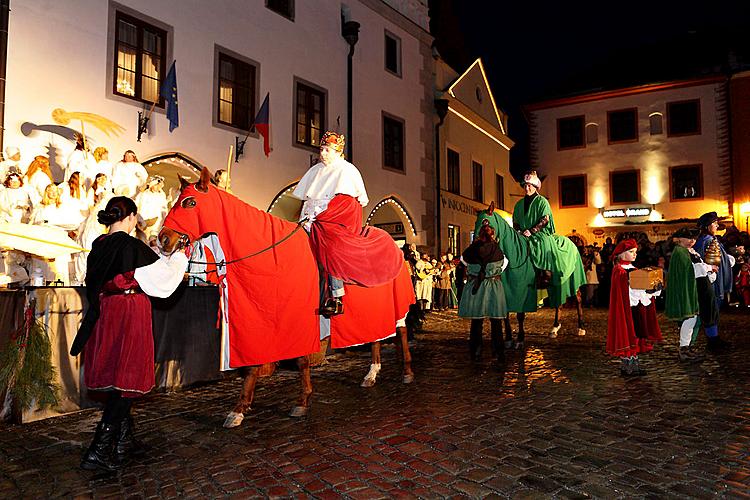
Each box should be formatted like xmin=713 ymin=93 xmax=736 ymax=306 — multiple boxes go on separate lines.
xmin=602 ymin=207 xmax=651 ymax=218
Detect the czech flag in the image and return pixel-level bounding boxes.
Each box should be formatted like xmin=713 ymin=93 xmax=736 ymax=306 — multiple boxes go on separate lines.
xmin=254 ymin=93 xmax=271 ymax=156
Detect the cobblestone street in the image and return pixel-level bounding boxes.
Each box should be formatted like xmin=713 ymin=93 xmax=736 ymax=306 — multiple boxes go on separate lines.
xmin=1 ymin=307 xmax=749 ymax=499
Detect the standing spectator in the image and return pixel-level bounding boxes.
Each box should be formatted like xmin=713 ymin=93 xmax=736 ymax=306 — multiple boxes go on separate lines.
xmin=735 ymin=263 xmax=750 ymax=308
xmin=24 ymin=155 xmax=54 ymax=205
xmin=582 ymin=246 xmax=602 ymax=307
xmin=111 ymin=150 xmax=147 ymax=198
xmin=402 ymin=243 xmax=418 ymax=289
xmin=0 ymin=172 xmax=32 ymax=223
xmin=414 ymin=253 xmax=435 ymax=311
xmin=434 ymin=254 xmax=452 ymax=311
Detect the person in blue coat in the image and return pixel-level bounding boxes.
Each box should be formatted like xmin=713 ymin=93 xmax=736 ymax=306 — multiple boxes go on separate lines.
xmin=693 ymin=212 xmax=732 ymax=351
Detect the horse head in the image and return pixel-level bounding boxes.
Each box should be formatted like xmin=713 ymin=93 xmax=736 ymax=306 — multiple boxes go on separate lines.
xmin=474 ymin=201 xmax=506 ymax=238
xmin=159 ymin=167 xmax=217 ymax=254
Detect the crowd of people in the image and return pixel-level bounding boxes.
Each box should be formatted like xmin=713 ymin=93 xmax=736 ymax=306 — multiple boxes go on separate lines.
xmin=401 ymin=243 xmax=464 ymax=313
xmin=0 ymin=138 xmax=182 ymax=285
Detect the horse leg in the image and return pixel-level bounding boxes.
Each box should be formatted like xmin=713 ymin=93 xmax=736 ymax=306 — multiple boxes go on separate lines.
xmin=576 ymin=289 xmax=586 ymax=336
xmin=361 ymin=342 xmax=382 ymax=388
xmin=515 ymin=313 xmax=526 ymax=349
xmin=396 ymin=326 xmax=415 ymax=384
xmin=224 ymin=366 xmax=260 ymax=428
xmin=290 ymin=356 xmax=313 ymax=417
xmin=550 ymin=306 xmax=562 ymax=338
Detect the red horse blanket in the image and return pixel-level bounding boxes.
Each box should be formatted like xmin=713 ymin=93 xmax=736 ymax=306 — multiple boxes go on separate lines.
xmin=310 ymin=194 xmax=404 ymax=286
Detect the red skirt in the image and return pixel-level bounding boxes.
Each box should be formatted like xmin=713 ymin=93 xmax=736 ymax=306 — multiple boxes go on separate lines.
xmin=84 ymin=272 xmax=154 ymax=397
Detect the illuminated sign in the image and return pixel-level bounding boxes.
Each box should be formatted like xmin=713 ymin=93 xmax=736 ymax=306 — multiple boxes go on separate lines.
xmin=602 ymin=207 xmax=651 ymax=218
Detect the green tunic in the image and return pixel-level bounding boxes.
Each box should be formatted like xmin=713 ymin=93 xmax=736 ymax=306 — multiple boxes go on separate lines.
xmin=665 ymin=245 xmax=699 ymax=320
xmin=511 ymin=195 xmax=587 ymax=306
xmin=458 ymin=261 xmax=508 ymax=319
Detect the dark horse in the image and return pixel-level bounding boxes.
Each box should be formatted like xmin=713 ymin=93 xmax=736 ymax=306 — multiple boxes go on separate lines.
xmin=158 ymin=168 xmax=415 ymax=428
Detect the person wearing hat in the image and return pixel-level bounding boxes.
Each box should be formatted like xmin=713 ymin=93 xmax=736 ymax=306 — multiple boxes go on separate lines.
xmin=510 ymin=169 xmax=587 ymax=336
xmin=292 ymin=131 xmax=403 ymax=317
xmin=0 ymin=146 xmax=22 ymax=181
xmin=606 ymin=239 xmax=662 ymax=376
xmin=694 ymin=211 xmax=732 ymax=351
xmin=665 ymin=228 xmax=714 ymax=362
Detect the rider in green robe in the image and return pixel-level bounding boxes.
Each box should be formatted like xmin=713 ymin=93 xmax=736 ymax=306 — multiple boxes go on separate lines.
xmin=512 ymin=170 xmax=586 ymax=307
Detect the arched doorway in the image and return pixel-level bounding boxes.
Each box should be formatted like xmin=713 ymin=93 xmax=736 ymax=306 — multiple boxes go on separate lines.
xmin=142 ymin=152 xmax=205 ymax=201
xmin=267 ymin=183 xmax=303 ymax=222
xmin=366 ymin=196 xmax=417 ymax=248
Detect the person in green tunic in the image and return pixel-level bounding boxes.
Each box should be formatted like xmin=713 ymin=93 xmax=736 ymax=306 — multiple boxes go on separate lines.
xmin=509 ymin=170 xmax=587 ymax=339
xmin=459 ymin=222 xmax=508 ymax=361
xmin=665 ymin=228 xmax=701 ymax=361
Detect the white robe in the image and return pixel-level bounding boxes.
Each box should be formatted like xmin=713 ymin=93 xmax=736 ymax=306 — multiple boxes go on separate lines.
xmin=65 ymin=150 xmax=97 ymax=186
xmin=292 ymin=157 xmax=368 ymax=229
xmin=0 ymin=187 xmax=32 ymax=223
xmin=111 ymin=161 xmax=148 ymax=198
xmin=135 ymin=189 xmax=168 ymax=239
xmin=25 ymin=171 xmax=52 ymax=205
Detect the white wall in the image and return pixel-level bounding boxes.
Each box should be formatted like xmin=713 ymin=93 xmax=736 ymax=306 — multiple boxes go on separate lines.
xmin=5 ymin=0 xmax=430 ymax=242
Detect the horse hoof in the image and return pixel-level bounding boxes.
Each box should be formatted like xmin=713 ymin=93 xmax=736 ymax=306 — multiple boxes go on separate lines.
xmin=577 ymin=328 xmax=586 ymax=336
xmin=549 ymin=324 xmax=561 ymax=338
xmin=223 ymin=411 xmax=245 ymax=428
xmin=402 ymin=373 xmax=415 ymax=384
xmin=289 ymin=406 xmax=309 ymax=418
xmin=361 ymin=377 xmax=377 ymax=388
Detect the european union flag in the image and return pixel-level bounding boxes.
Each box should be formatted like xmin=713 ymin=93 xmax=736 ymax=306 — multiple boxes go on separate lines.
xmin=161 ymin=61 xmax=178 ymax=132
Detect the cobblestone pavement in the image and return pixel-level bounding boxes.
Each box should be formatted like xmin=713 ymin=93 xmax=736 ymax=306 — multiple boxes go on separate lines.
xmin=1 ymin=307 xmax=749 ymax=499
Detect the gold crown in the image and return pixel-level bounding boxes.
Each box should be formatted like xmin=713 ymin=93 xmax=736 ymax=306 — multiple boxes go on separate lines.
xmin=320 ymin=131 xmax=345 ymax=152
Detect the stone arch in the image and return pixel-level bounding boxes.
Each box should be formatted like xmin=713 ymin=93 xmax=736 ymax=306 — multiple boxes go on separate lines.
xmin=366 ymin=196 xmax=417 ymax=247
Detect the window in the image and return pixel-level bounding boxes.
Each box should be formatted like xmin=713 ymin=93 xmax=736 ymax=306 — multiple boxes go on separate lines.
xmin=670 ymin=165 xmax=703 ymax=201
xmin=471 ymin=161 xmax=483 ymax=202
xmin=114 ymin=12 xmax=167 ymax=104
xmin=496 ymin=174 xmax=505 ymax=211
xmin=667 ymin=99 xmax=701 ymax=136
xmin=447 ymin=148 xmax=460 ymax=194
xmin=558 ymin=174 xmax=587 ymax=208
xmin=607 ymin=108 xmax=638 ymax=143
xmin=649 ymin=112 xmax=663 ymax=135
xmin=295 ymin=81 xmax=326 ymax=148
xmin=585 ymin=123 xmax=599 ymax=144
xmin=217 ymin=52 xmax=256 ymax=131
xmin=609 ymin=170 xmax=640 ymax=204
xmin=384 ymin=31 xmax=401 ymax=76
xmin=447 ymin=225 xmax=460 ymax=255
xmin=266 ymin=0 xmax=294 ymax=20
xmin=557 ymin=116 xmax=585 ymax=150
xmin=383 ymin=113 xmax=404 ymax=171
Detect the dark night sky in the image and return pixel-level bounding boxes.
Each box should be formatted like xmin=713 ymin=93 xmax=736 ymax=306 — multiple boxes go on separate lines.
xmin=429 ymin=0 xmax=750 ymax=177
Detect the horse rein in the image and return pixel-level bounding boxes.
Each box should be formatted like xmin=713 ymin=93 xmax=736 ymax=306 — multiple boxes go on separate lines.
xmin=182 ymin=218 xmax=309 ymax=273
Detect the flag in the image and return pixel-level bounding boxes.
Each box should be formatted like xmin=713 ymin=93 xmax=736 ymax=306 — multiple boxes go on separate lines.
xmin=254 ymin=93 xmax=271 ymax=156
xmin=161 ymin=61 xmax=179 ymax=132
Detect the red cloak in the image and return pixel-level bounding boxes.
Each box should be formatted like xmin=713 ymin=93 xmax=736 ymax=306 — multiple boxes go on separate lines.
xmin=606 ymin=262 xmax=662 ymax=357
xmin=309 ymin=194 xmax=404 ymax=287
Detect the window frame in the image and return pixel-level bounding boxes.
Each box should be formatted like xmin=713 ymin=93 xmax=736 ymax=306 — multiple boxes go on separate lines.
xmin=471 ymin=160 xmax=483 ymax=202
xmin=669 ymin=164 xmax=704 ymax=202
xmin=382 ymin=111 xmax=406 ymax=173
xmin=607 ymin=107 xmax=639 ymax=144
xmin=292 ymin=77 xmax=327 ymax=152
xmin=384 ymin=29 xmax=402 ymax=78
xmin=557 ymin=115 xmax=586 ymax=151
xmin=558 ymin=174 xmax=588 ymax=208
xmin=609 ymin=169 xmax=641 ymax=205
xmin=266 ymin=0 xmax=294 ymax=21
xmin=111 ymin=9 xmax=168 ymax=107
xmin=447 ymin=224 xmax=460 ymax=256
xmin=667 ymin=99 xmax=701 ymax=137
xmin=446 ymin=147 xmax=460 ymax=195
xmin=495 ymin=173 xmax=505 ymax=211
xmin=212 ymin=45 xmax=260 ymax=135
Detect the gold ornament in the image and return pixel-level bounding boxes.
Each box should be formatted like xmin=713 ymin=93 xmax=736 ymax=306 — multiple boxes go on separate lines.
xmin=51 ymin=108 xmax=125 ymax=137
xmin=704 ymin=238 xmax=722 ymax=266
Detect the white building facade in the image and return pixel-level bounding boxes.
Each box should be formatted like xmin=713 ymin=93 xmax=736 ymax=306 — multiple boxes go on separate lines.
xmin=434 ymin=58 xmax=515 ymax=254
xmin=526 ymin=76 xmax=731 ymax=243
xmin=4 ymin=0 xmax=433 ymax=245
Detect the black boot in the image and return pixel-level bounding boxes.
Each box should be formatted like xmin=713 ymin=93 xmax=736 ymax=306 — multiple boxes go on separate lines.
xmin=321 ymin=298 xmax=344 ymax=318
xmin=114 ymin=416 xmax=144 ymax=465
xmin=490 ymin=319 xmax=504 ymax=361
xmin=81 ymin=422 xmax=121 ymax=471
xmin=707 ymin=336 xmax=731 ymax=352
xmin=469 ymin=320 xmax=483 ymax=361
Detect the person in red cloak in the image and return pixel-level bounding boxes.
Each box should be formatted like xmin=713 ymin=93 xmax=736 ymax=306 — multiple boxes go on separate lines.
xmin=606 ymin=239 xmax=663 ymax=376
xmin=292 ymin=131 xmax=403 ymax=317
